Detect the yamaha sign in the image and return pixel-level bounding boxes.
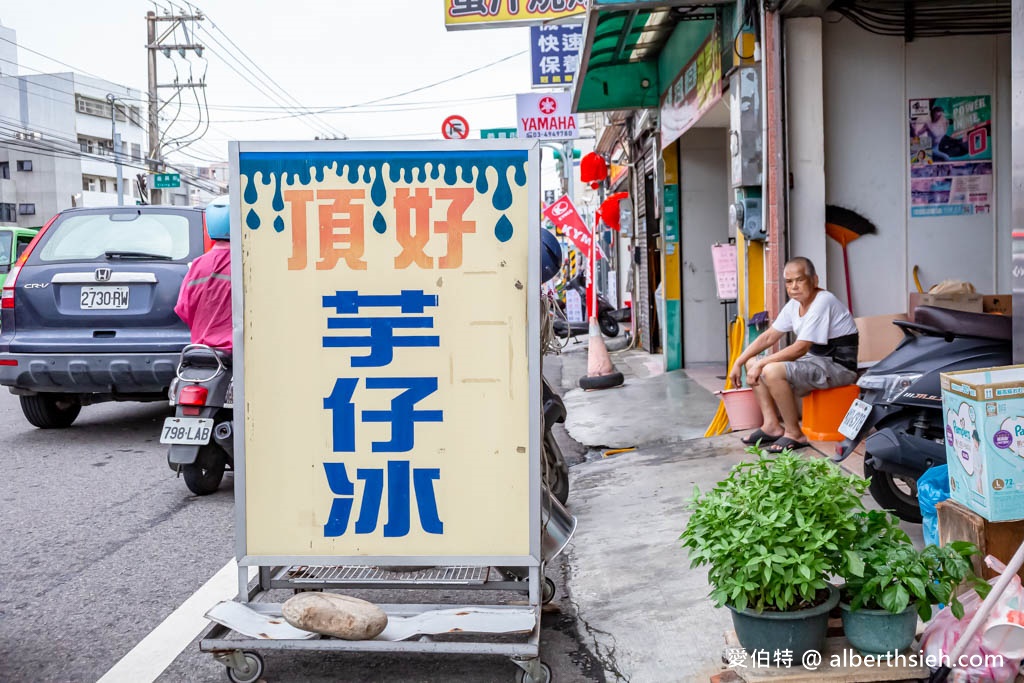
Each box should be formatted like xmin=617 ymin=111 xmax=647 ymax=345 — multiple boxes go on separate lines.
xmin=516 ymin=92 xmax=578 ymax=140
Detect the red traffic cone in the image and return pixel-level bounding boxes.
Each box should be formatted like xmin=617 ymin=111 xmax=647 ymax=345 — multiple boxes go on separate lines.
xmin=579 ymin=317 xmax=624 ymax=390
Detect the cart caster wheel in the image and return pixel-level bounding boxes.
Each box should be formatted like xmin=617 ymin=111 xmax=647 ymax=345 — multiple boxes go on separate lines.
xmin=225 ymin=651 xmax=264 ymax=683
xmin=542 ymin=577 xmax=556 ymax=604
xmin=515 ymin=661 xmax=551 ymax=683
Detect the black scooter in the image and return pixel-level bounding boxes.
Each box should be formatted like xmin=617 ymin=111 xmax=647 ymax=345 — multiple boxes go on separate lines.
xmin=552 ymin=273 xmax=620 ymax=338
xmin=834 ymin=306 xmax=1012 ymax=522
xmin=162 ymin=344 xmax=235 ymax=495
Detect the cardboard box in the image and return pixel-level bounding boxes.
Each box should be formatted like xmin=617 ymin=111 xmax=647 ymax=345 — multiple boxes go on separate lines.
xmin=941 ymin=365 xmax=1024 ymax=522
xmin=937 ymin=498 xmax=1024 ymax=581
xmin=984 ymin=294 xmax=1012 ymax=316
xmin=854 ymin=313 xmax=908 ymax=364
xmin=918 ymin=291 xmax=984 ymax=314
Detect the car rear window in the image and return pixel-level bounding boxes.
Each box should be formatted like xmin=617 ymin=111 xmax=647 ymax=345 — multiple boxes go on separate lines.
xmin=36 ymin=212 xmax=192 ymax=262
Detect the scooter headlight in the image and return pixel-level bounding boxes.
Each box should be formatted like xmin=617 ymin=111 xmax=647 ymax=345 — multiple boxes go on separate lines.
xmin=857 ymin=373 xmax=922 ymax=403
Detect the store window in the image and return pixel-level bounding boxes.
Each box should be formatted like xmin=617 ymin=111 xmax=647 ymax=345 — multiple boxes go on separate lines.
xmin=16 ymin=160 xmax=32 ymax=172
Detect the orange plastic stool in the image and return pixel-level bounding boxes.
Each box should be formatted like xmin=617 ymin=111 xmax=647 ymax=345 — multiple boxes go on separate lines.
xmin=801 ymin=384 xmax=861 ymax=441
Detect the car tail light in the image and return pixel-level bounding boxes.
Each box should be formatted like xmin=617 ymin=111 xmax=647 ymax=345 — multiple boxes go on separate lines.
xmin=2 ymin=214 xmax=57 ymax=310
xmin=179 ymin=385 xmax=209 ymax=406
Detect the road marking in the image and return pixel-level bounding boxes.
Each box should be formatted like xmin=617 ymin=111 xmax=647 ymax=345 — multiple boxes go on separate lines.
xmin=97 ymin=559 xmax=257 ymax=683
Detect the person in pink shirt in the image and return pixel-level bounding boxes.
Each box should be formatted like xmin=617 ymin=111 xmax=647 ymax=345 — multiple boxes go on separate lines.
xmin=174 ymin=195 xmax=233 ymax=352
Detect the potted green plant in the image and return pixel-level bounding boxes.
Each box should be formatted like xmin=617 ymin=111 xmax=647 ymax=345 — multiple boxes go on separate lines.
xmin=840 ymin=510 xmax=986 ymax=655
xmin=679 ymin=447 xmax=869 ymax=658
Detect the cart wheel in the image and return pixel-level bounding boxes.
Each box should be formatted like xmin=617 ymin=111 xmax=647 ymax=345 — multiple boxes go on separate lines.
xmin=542 ymin=577 xmax=556 ymax=604
xmin=225 ymin=651 xmax=264 ymax=683
xmin=515 ymin=661 xmax=551 ymax=683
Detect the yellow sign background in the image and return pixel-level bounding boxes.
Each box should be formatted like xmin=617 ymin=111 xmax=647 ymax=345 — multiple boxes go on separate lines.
xmin=236 ymin=145 xmax=535 ymax=559
xmin=444 ymin=0 xmax=586 ymax=29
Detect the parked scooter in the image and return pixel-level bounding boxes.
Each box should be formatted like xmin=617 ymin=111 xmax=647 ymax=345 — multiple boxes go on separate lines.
xmin=162 ymin=344 xmax=234 ymax=495
xmin=542 ymin=376 xmax=569 ymax=505
xmin=552 ymin=272 xmax=620 ymax=338
xmin=833 ymin=305 xmax=1012 ymax=522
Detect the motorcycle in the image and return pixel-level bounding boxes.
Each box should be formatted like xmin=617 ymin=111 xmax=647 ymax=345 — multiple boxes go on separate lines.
xmin=552 ymin=272 xmax=620 ymax=338
xmin=833 ymin=305 xmax=1012 ymax=522
xmin=162 ymin=344 xmax=234 ymax=495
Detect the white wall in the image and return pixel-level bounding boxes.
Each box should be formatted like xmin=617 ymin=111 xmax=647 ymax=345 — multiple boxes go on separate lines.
xmin=786 ymin=18 xmax=828 ymax=284
xmin=680 ymin=127 xmax=730 ymax=365
xmin=822 ymin=18 xmax=1011 ymax=316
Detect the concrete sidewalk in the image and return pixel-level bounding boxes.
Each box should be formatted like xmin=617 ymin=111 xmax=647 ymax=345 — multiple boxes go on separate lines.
xmin=552 ymin=338 xmax=921 ymax=683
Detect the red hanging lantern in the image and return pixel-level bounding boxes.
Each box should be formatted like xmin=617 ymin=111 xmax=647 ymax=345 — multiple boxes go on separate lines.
xmin=580 ymin=152 xmax=607 ymax=190
xmin=599 ymin=192 xmax=630 ymax=231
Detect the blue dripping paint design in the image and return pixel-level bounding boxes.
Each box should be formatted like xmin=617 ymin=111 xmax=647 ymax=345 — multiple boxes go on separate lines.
xmin=271 ymin=175 xmax=284 ymax=212
xmin=373 ymin=212 xmax=387 ymax=234
xmin=494 ymin=215 xmax=513 ymax=242
xmin=493 ymin=166 xmax=513 ymax=211
xmin=238 ymin=151 xmax=529 ymax=230
xmin=244 ymin=173 xmax=259 ymax=204
xmin=273 ymin=215 xmax=285 ymax=232
xmin=371 ymin=167 xmax=387 ymax=208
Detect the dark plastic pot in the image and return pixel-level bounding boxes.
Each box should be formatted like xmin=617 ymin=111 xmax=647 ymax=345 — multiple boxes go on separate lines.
xmin=840 ymin=602 xmax=918 ymax=655
xmin=727 ymin=584 xmax=839 ymax=659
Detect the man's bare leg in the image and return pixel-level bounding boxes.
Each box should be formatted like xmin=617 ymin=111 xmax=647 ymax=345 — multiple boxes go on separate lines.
xmin=762 ymin=362 xmax=808 ymax=443
xmin=748 ymin=360 xmax=783 ymax=438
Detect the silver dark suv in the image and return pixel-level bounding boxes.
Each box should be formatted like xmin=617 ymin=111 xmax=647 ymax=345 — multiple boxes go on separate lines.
xmin=0 ymin=206 xmax=209 ymax=428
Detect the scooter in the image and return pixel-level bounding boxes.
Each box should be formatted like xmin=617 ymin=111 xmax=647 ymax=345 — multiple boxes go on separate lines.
xmin=552 ymin=272 xmax=620 ymax=338
xmin=542 ymin=376 xmax=569 ymax=505
xmin=833 ymin=305 xmax=1012 ymax=522
xmin=162 ymin=344 xmax=234 ymax=496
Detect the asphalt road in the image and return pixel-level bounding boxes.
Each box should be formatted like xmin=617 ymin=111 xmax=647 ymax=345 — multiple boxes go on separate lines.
xmin=0 ymin=354 xmax=600 ymax=683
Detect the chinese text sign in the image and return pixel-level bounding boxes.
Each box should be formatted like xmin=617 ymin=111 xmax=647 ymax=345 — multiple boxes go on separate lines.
xmin=235 ymin=143 xmax=537 ymax=561
xmin=530 ymin=23 xmax=583 ymax=87
xmin=445 ymin=0 xmax=586 ymax=30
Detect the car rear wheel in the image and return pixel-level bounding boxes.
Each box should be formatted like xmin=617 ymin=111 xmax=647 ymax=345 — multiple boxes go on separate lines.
xmin=20 ymin=394 xmax=82 ymax=429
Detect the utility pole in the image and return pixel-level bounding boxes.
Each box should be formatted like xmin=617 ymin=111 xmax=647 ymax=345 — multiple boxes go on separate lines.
xmin=146 ymin=9 xmax=205 ymax=205
xmin=107 ymin=94 xmax=124 ymax=206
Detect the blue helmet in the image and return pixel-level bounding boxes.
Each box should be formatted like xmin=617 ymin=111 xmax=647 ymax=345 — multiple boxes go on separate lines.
xmin=541 ymin=228 xmax=562 ymax=284
xmin=205 ymin=195 xmax=230 ymax=240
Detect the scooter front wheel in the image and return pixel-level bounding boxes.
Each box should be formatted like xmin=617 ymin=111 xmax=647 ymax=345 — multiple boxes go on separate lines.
xmin=183 ymin=444 xmax=226 ymax=496
xmin=865 ymin=460 xmax=922 ymax=523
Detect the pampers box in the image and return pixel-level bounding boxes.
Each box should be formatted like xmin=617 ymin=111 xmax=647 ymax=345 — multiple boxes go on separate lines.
xmin=941 ymin=365 xmax=1024 ymax=522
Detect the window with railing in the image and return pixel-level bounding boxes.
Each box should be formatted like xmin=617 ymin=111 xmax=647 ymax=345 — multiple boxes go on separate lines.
xmin=75 ymin=94 xmax=134 ymax=123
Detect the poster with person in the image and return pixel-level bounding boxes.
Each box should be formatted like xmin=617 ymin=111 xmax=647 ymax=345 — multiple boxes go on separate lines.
xmin=908 ymin=96 xmax=993 ymax=218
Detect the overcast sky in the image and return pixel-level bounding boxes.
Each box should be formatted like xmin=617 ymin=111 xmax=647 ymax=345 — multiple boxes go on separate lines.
xmin=0 ymin=1 xmax=566 ymax=170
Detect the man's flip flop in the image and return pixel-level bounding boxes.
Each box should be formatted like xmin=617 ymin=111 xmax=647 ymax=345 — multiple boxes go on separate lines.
xmin=741 ymin=429 xmax=781 ymax=446
xmin=767 ymin=437 xmax=810 ymax=453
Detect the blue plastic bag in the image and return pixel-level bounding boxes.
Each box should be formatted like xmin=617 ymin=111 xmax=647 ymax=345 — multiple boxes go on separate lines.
xmin=918 ymin=464 xmax=950 ymax=547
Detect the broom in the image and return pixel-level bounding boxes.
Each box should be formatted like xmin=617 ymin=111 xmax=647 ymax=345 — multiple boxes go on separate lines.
xmin=825 ymin=205 xmax=877 ymax=316
xmin=704 ymin=315 xmax=747 ymax=437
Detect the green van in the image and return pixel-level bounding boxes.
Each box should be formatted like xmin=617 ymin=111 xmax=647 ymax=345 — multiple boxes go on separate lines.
xmin=0 ymin=227 xmax=38 ymax=289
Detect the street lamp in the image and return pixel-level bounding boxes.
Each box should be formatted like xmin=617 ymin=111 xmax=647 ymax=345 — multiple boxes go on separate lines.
xmin=106 ymin=93 xmax=124 ymax=206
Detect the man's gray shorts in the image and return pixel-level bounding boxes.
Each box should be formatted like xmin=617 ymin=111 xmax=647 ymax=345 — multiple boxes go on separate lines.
xmin=784 ymin=355 xmax=858 ymax=397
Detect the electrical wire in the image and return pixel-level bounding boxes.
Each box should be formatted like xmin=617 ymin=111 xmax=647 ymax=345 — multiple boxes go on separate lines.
xmin=833 ymin=0 xmax=1009 ymax=38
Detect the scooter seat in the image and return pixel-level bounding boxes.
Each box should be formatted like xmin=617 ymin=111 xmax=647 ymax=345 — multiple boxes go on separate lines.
xmin=182 ymin=347 xmax=233 ymax=368
xmin=913 ymin=305 xmax=1011 ymax=341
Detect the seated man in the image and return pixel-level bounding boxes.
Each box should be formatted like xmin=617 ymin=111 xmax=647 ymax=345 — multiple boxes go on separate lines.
xmin=728 ymin=257 xmax=858 ymax=452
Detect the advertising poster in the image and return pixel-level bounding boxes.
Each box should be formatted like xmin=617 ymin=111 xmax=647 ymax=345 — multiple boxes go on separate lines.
xmin=445 ymin=0 xmax=586 ymax=30
xmin=233 ymin=141 xmax=539 ymax=563
xmin=909 ymin=96 xmax=993 ymax=218
xmin=530 ymin=23 xmax=584 ymax=87
xmin=660 ymin=29 xmax=722 ymax=149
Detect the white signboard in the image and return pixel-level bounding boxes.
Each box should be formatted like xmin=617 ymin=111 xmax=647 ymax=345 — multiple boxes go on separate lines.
xmin=516 ymin=92 xmax=579 ymax=141
xmin=566 ymin=289 xmax=584 ymax=323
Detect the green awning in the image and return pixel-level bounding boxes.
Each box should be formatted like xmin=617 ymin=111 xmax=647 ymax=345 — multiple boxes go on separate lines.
xmin=572 ymin=1 xmax=734 ymax=113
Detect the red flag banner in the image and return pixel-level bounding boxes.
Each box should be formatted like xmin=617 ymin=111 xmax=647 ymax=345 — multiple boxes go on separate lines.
xmin=543 ymin=195 xmax=595 ymax=260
